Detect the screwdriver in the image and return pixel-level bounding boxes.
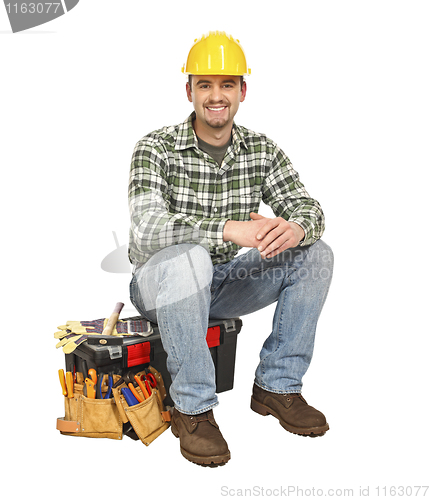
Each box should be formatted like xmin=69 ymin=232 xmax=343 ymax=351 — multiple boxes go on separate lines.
xmin=58 ymin=369 xmax=67 ymax=396
xmin=66 ymin=371 xmax=74 ymax=398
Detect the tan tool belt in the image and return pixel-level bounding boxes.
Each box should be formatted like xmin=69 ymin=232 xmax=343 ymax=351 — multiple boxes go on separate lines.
xmin=57 ymin=367 xmax=171 ymax=445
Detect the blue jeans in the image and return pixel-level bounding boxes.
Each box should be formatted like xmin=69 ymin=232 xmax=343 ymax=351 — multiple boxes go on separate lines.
xmin=129 ymin=240 xmax=333 ymax=415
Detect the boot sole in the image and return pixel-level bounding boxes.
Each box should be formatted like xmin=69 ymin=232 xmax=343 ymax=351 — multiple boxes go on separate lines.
xmin=171 ymin=420 xmax=231 ymax=466
xmin=250 ymin=396 xmax=329 ymax=437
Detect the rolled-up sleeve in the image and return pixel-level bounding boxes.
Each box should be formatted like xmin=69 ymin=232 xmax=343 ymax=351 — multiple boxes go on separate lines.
xmin=128 ymin=139 xmax=228 ymax=264
xmin=262 ymin=142 xmax=325 ymax=246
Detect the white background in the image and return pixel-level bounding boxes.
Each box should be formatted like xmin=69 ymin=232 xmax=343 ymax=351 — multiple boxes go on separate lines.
xmin=1 ymin=1 xmax=429 ymax=498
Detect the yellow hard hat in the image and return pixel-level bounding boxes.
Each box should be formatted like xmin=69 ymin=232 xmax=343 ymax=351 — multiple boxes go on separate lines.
xmin=182 ymin=31 xmax=251 ymax=76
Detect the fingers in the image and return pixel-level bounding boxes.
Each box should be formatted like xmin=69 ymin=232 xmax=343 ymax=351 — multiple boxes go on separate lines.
xmin=256 ymin=217 xmax=284 ymax=244
xmin=255 ymin=218 xmax=295 ymax=259
xmin=259 ymin=234 xmax=292 ymax=259
xmin=250 ymin=212 xmax=265 ymax=220
xmin=248 ymin=215 xmax=303 ymax=259
xmin=263 ymin=238 xmax=293 ymax=259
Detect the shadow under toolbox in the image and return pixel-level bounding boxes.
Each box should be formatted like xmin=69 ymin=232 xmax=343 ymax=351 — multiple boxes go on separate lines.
xmin=66 ymin=317 xmax=242 ymax=407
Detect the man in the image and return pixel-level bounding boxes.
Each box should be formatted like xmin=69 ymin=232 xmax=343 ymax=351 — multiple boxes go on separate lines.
xmin=128 ymin=31 xmax=333 ymax=466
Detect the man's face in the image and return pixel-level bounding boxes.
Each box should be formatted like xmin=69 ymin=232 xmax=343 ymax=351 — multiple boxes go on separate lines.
xmin=186 ymin=75 xmax=246 ymax=133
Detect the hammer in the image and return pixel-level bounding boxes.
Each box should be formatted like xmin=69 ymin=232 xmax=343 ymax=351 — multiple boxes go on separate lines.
xmin=102 ymin=302 xmax=124 ymax=336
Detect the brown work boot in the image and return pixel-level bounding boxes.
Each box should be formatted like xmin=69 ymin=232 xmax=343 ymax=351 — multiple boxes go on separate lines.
xmin=171 ymin=408 xmax=231 ymax=466
xmin=250 ymin=383 xmax=329 ymax=437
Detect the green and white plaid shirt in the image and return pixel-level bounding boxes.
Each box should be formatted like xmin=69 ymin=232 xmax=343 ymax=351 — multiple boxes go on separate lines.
xmin=128 ymin=113 xmax=325 ymax=267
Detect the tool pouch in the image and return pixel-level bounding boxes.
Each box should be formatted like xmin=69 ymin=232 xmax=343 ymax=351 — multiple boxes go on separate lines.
xmin=112 ymin=367 xmax=171 ymax=446
xmin=56 ymin=375 xmax=123 ymax=440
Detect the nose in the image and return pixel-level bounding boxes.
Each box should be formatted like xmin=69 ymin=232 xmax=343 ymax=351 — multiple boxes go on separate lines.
xmin=209 ymin=84 xmax=223 ymax=103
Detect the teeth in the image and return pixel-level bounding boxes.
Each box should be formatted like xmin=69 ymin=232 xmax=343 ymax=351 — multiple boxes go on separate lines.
xmin=207 ymin=107 xmax=226 ymax=111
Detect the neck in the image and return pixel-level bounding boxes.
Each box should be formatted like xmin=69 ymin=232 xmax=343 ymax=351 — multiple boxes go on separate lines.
xmin=193 ymin=117 xmax=233 ymax=147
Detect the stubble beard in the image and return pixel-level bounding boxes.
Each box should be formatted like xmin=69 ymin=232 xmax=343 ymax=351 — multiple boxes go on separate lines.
xmin=205 ymin=110 xmax=230 ymax=129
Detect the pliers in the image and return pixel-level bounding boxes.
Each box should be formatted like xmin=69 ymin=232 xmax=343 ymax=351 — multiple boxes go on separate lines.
xmin=97 ymin=372 xmax=113 ymax=399
xmin=83 ymin=368 xmax=97 ymax=398
xmin=140 ymin=371 xmax=157 ymax=396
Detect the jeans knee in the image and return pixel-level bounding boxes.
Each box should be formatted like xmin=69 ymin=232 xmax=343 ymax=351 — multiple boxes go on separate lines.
xmin=160 ymin=244 xmax=213 ymax=289
xmin=135 ymin=244 xmax=213 ymax=313
xmin=183 ymin=243 xmax=213 ymax=268
xmin=308 ymin=239 xmax=334 ymax=279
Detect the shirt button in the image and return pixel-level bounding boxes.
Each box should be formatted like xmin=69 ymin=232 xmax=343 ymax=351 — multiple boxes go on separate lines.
xmin=214 ymin=208 xmax=218 ymax=213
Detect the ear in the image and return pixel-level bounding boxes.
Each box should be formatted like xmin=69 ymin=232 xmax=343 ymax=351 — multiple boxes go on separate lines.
xmin=240 ymin=81 xmax=247 ymax=103
xmin=186 ymin=82 xmax=193 ymax=102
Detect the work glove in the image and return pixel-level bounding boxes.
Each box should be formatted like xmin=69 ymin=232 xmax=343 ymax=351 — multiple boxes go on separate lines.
xmin=54 ymin=318 xmax=153 ymax=354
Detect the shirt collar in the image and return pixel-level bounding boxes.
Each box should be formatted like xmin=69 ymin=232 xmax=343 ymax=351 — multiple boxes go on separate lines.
xmin=231 ymin=123 xmax=248 ymax=151
xmin=175 ymin=112 xmax=248 ymax=151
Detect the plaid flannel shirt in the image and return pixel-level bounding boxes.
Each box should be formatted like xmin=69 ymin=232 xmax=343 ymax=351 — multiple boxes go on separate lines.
xmin=128 ymin=113 xmax=325 ymax=267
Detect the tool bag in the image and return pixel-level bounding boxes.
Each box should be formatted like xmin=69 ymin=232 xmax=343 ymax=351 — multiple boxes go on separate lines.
xmin=56 ymin=367 xmax=171 ymax=445
xmin=112 ymin=367 xmax=171 ymax=446
xmin=55 ymin=313 xmax=241 ymax=446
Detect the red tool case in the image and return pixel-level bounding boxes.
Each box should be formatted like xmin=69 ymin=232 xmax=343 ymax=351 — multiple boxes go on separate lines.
xmin=65 ymin=317 xmax=242 ymax=407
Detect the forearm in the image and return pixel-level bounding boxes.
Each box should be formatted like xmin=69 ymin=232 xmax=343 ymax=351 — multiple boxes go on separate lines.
xmin=263 ymin=143 xmax=325 ymax=246
xmin=284 ymin=200 xmax=325 ymax=245
xmin=130 ymin=201 xmax=228 ymax=253
xmin=266 ymin=182 xmax=325 ymax=246
xmin=223 ymin=218 xmax=266 ymax=248
xmin=129 ymin=151 xmax=229 ymax=253
xmin=223 ymin=220 xmax=247 ymax=243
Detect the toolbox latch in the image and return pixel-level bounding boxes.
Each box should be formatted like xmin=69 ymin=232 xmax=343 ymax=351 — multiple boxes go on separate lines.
xmin=206 ymin=326 xmax=221 ymax=348
xmin=107 ymin=346 xmax=123 ymax=360
xmin=223 ymin=319 xmax=236 ymax=332
xmin=126 ymin=341 xmax=151 ymax=367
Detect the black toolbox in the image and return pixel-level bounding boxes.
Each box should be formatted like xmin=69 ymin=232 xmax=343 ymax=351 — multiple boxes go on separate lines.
xmin=65 ymin=317 xmax=242 ymax=407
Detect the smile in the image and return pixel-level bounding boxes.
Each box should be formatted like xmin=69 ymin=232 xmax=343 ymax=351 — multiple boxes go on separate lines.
xmin=207 ymin=106 xmax=227 ymax=112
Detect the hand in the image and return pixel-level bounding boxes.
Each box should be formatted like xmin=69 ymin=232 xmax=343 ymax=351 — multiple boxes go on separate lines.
xmin=223 ymin=217 xmax=270 ymax=248
xmin=250 ymin=212 xmax=305 ymax=259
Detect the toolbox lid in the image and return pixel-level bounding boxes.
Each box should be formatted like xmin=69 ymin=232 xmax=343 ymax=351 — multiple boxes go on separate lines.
xmin=71 ymin=317 xmax=242 ymax=368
